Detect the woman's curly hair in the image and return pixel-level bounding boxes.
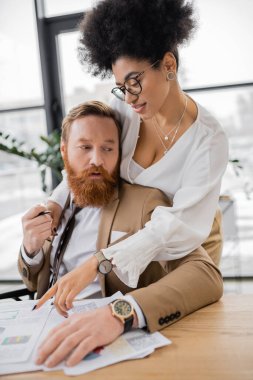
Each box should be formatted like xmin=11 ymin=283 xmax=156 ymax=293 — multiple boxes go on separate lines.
xmin=78 ymin=0 xmax=196 ymax=78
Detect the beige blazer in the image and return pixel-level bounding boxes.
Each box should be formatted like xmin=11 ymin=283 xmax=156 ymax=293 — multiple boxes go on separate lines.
xmin=18 ymin=182 xmax=223 ymax=332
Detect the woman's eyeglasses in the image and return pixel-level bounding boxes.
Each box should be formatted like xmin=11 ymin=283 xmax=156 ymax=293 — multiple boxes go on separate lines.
xmin=111 ymin=60 xmax=160 ymax=101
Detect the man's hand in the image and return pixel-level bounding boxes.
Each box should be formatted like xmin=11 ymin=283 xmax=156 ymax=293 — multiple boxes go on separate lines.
xmin=35 ymin=305 xmax=124 ymax=367
xmin=35 ymin=256 xmax=98 ymax=316
xmin=22 ymin=205 xmax=52 ymax=255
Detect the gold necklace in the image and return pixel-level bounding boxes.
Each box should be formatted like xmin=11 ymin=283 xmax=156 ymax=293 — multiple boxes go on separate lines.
xmin=152 ymin=95 xmax=188 ymax=154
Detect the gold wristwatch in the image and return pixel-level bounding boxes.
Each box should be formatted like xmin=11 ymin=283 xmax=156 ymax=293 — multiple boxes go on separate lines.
xmin=110 ymin=299 xmax=134 ymax=333
xmin=94 ymin=251 xmax=113 ymax=274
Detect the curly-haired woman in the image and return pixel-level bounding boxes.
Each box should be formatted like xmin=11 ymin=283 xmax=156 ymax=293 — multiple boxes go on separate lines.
xmin=33 ymin=1 xmax=229 ymax=367
xmin=48 ymin=0 xmax=228 ymax=295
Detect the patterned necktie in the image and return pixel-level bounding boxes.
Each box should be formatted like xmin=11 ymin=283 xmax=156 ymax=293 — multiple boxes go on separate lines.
xmin=49 ymin=206 xmax=81 ymax=287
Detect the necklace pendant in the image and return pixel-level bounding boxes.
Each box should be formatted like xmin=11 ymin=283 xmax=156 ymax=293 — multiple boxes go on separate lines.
xmin=164 ymin=136 xmax=169 ymax=141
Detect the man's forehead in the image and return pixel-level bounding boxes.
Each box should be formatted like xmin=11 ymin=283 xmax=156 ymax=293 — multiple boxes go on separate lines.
xmin=76 ymin=137 xmax=116 ymax=144
xmin=70 ymin=115 xmax=119 ymax=140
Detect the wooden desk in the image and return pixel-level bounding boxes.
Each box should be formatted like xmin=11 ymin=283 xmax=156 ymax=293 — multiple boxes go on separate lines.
xmin=4 ymin=294 xmax=253 ymax=380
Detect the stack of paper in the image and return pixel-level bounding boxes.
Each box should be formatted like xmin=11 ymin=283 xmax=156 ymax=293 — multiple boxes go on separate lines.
xmin=0 ymin=292 xmax=171 ymax=376
xmin=63 ymin=329 xmax=171 ymax=376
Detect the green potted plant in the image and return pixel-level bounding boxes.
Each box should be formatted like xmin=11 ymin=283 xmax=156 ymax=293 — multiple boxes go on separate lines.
xmin=0 ymin=130 xmax=63 ymax=193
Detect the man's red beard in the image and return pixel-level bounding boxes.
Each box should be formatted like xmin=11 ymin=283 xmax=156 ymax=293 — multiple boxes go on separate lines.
xmin=64 ymin=155 xmax=119 ymax=208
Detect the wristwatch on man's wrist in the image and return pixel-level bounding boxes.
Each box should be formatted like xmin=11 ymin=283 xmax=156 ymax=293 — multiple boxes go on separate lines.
xmin=110 ymin=299 xmax=134 ymax=333
xmin=94 ymin=250 xmax=113 ymax=274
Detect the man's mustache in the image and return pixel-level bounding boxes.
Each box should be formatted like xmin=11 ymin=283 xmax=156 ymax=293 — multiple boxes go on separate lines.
xmin=71 ymin=165 xmax=116 ymax=184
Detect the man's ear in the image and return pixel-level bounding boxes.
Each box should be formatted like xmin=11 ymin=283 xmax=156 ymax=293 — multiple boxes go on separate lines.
xmin=60 ymin=140 xmax=66 ymax=159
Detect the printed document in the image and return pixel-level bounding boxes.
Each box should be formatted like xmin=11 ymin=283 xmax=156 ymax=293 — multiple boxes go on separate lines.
xmin=0 ymin=292 xmax=171 ymax=376
xmin=0 ymin=300 xmax=52 ymax=364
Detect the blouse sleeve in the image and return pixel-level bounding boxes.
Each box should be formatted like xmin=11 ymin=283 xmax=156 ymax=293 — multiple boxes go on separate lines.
xmin=48 ymin=170 xmax=69 ymax=208
xmin=102 ymin=126 xmax=229 ymax=288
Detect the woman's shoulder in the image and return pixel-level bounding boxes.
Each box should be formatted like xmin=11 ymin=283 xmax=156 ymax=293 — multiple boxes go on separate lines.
xmin=191 ymin=102 xmax=229 ymax=161
xmin=196 ymin=102 xmax=225 ymax=137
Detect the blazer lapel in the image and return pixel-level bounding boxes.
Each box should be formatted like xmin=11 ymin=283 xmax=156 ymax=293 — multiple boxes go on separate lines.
xmin=96 ymin=187 xmax=120 ymax=250
xmin=96 ymin=187 xmax=120 ymax=295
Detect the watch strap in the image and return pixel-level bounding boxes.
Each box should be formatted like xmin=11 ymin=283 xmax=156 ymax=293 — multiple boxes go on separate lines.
xmin=95 ymin=250 xmax=106 ymax=263
xmin=95 ymin=251 xmax=112 ymax=274
xmin=123 ymin=315 xmax=134 ymax=333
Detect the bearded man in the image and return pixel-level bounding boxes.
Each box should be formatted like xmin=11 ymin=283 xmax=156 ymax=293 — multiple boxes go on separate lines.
xmin=18 ymin=101 xmax=222 ymax=368
xmin=19 ymin=100 xmax=171 ymax=317
xmin=19 ymin=101 xmax=122 ymax=303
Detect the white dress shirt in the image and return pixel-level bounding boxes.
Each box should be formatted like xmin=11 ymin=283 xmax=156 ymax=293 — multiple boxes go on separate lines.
xmin=22 ymin=201 xmax=101 ymax=298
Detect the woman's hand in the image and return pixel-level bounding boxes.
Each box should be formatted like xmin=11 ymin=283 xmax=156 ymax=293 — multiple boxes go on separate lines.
xmin=46 ymin=201 xmax=63 ymax=233
xmin=35 ymin=256 xmax=98 ymax=316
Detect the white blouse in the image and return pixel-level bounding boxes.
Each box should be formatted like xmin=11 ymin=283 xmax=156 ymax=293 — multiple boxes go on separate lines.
xmin=129 ymin=159 xmax=144 ymax=181
xmin=101 ymin=98 xmax=229 ymax=287
xmin=49 ymin=98 xmax=229 ymax=288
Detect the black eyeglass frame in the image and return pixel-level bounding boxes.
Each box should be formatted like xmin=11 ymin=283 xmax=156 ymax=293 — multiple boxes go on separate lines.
xmin=111 ymin=60 xmax=160 ymax=101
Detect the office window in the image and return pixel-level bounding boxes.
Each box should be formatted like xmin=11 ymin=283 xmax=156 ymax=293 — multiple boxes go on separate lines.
xmin=0 ymin=0 xmax=48 ymax=219
xmin=178 ymin=0 xmax=253 ymax=88
xmin=1 ymin=0 xmax=252 ymax=283
xmin=0 ymin=0 xmax=43 ymax=109
xmin=0 ymin=1 xmax=48 ymax=279
xmin=44 ymin=0 xmax=96 ymax=17
xmin=57 ymin=31 xmax=113 ymax=113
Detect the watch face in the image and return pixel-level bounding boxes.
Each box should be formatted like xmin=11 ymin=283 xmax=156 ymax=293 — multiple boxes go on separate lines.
xmin=99 ymin=259 xmax=112 ymax=274
xmin=114 ymin=300 xmax=132 ymax=317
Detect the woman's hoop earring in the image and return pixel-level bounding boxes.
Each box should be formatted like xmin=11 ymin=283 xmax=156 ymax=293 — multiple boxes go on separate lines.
xmin=166 ymin=71 xmax=175 ymax=81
